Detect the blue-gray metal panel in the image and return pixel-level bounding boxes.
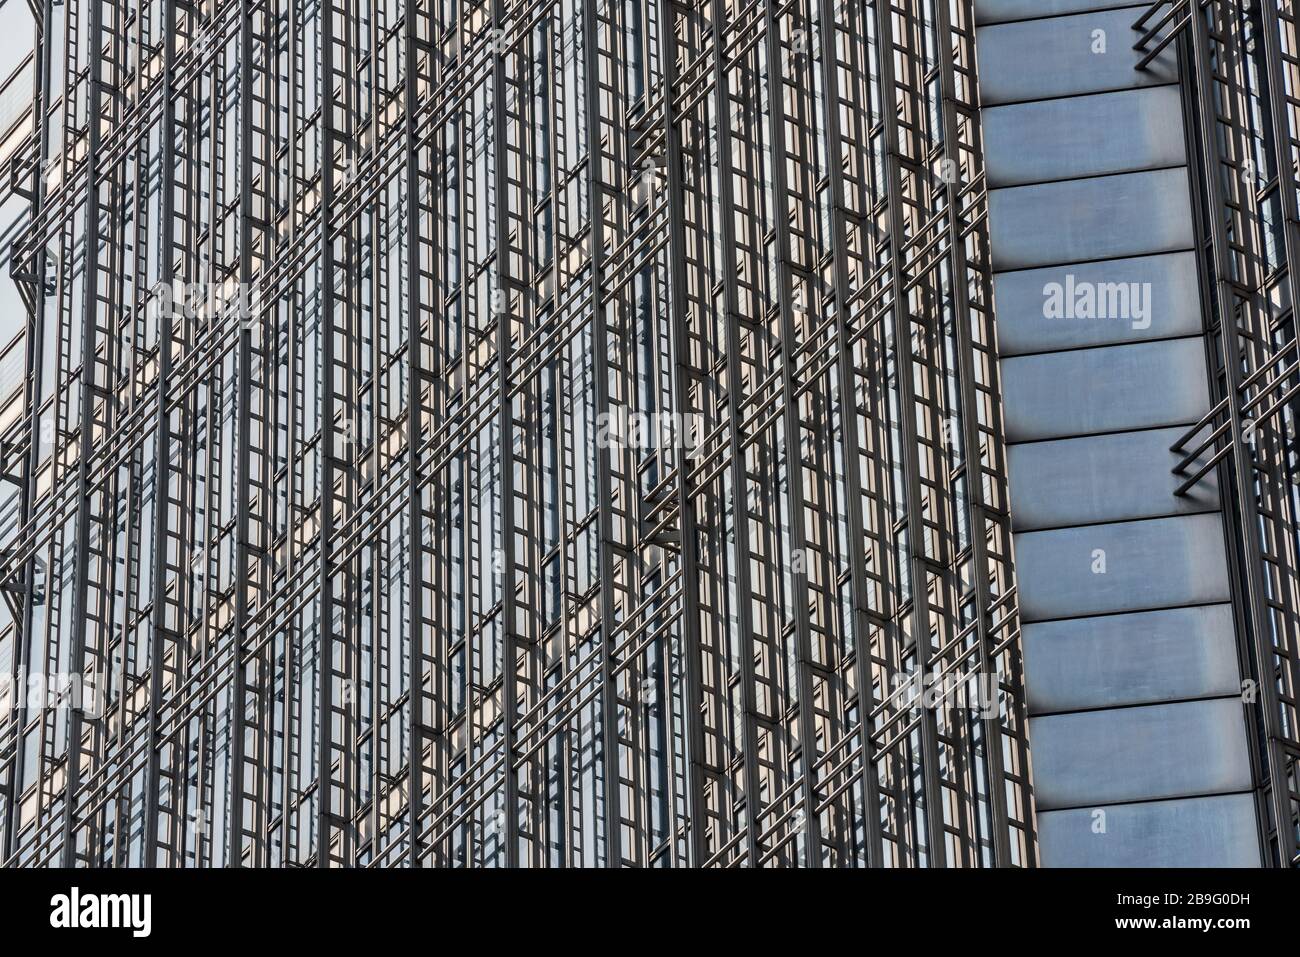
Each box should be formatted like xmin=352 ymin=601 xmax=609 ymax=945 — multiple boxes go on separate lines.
xmin=992 ymin=252 xmax=1201 ymax=356
xmin=1014 ymin=512 xmax=1231 ymax=621
xmin=983 ymin=86 xmax=1185 ymax=187
xmin=1030 ymin=697 xmax=1252 ymax=808
xmin=988 ymin=168 xmax=1193 ymax=270
xmin=1008 ymin=426 xmax=1218 ymax=530
xmin=1037 ymin=793 xmax=1261 ymax=867
xmin=974 ymin=0 xmax=1147 ymax=26
xmin=976 ymin=7 xmax=1178 ymax=104
xmin=1001 ymin=338 xmax=1210 ymax=443
xmin=1023 ymin=604 xmax=1240 ymax=713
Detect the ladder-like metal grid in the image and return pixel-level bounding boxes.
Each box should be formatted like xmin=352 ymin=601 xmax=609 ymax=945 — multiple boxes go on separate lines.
xmin=1138 ymin=0 xmax=1300 ymax=867
xmin=0 ymin=0 xmax=1035 ymax=867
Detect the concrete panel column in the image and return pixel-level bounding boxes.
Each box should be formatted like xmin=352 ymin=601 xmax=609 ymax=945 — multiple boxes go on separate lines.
xmin=974 ymin=0 xmax=1262 ymax=867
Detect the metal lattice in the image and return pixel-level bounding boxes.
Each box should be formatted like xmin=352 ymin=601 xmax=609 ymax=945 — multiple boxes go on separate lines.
xmin=1138 ymin=0 xmax=1300 ymax=867
xmin=0 ymin=0 xmax=1034 ymax=867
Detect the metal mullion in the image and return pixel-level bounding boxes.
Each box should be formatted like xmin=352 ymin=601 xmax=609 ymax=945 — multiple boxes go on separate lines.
xmin=491 ymin=0 xmax=521 ymax=869
xmin=538 ymin=13 xmax=578 ymax=869
xmin=317 ymin=0 xmax=340 ymax=868
xmin=1183 ymin=4 xmax=1292 ymax=868
xmin=227 ymin=0 xmax=261 ymax=869
xmin=62 ymin=0 xmax=109 ymax=868
xmin=280 ymin=0 xmax=306 ymax=867
xmin=578 ymin=0 xmax=626 ymax=868
xmin=1251 ymin=6 xmax=1300 ymax=861
xmin=871 ymin=0 xmax=948 ymax=869
xmin=2 ymin=0 xmax=56 ymax=864
xmin=932 ymin=0 xmax=1016 ymax=869
xmin=812 ymin=0 xmax=886 ymax=869
xmin=759 ymin=0 xmax=823 ymax=868
xmin=142 ymin=0 xmax=180 ymax=870
xmin=403 ymin=0 xmax=428 ymax=870
xmin=655 ymin=0 xmax=707 ymax=868
xmin=707 ymin=2 xmax=764 ymax=869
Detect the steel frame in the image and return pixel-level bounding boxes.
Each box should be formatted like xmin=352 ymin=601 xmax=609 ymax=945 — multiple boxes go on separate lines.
xmin=1138 ymin=0 xmax=1300 ymax=867
xmin=0 ymin=0 xmax=1035 ymax=867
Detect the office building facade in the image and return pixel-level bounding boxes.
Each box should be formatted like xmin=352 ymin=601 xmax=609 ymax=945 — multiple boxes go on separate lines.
xmin=0 ymin=0 xmax=1294 ymax=867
